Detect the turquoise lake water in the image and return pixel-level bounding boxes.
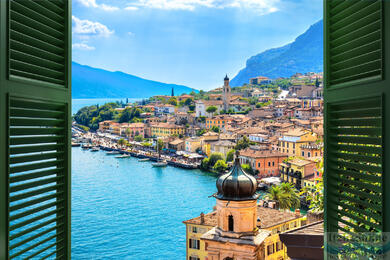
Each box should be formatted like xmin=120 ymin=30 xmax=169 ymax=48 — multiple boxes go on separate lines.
xmin=71 ymin=147 xmax=218 ymax=259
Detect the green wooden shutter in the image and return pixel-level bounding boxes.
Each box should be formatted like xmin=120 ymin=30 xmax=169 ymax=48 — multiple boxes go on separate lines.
xmin=0 ymin=0 xmax=71 ymax=259
xmin=324 ymin=0 xmax=389 ymax=258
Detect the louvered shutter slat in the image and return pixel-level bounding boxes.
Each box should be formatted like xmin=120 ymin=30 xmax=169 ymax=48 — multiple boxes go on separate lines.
xmin=327 ymin=1 xmax=383 ymax=87
xmin=8 ymin=0 xmax=67 ymax=88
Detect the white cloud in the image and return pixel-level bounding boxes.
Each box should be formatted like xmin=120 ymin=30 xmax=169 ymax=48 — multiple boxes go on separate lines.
xmin=126 ymin=0 xmax=279 ymax=13
xmin=78 ymin=0 xmax=119 ymax=11
xmin=125 ymin=6 xmax=139 ymax=11
xmin=72 ymin=42 xmax=96 ymax=51
xmin=72 ymin=16 xmax=114 ymax=37
xmin=128 ymin=32 xmax=135 ymax=36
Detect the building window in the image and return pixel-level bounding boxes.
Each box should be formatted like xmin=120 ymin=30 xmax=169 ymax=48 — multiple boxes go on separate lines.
xmin=308 ymin=152 xmax=311 ymax=157
xmin=228 ymin=215 xmax=234 ymax=232
xmin=272 ymin=161 xmax=275 ymax=166
xmin=276 ymin=241 xmax=283 ymax=252
xmin=189 ymin=239 xmax=200 ymax=250
xmin=268 ymin=162 xmax=271 ymax=167
xmin=267 ymin=244 xmax=274 ymax=255
xmin=192 ymin=226 xmax=198 ymax=233
xmin=302 ymin=151 xmax=305 ymax=156
xmin=258 ymin=162 xmax=260 ymax=167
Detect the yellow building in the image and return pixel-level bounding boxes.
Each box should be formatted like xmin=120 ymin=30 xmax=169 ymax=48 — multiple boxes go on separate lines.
xmin=109 ymin=122 xmax=121 ymax=136
xmin=200 ymin=132 xmax=219 ymax=156
xmin=280 ymin=158 xmax=316 ymax=190
xmin=184 ymin=207 xmax=305 ymax=260
xmin=183 ymin=212 xmax=217 ymax=260
xmin=184 ymin=157 xmax=305 ymax=260
xmin=205 ymin=115 xmax=233 ymax=130
xmin=150 ymin=123 xmax=185 ymax=138
xmin=278 ymin=129 xmax=317 ymax=157
xmin=185 ymin=137 xmax=202 ymax=153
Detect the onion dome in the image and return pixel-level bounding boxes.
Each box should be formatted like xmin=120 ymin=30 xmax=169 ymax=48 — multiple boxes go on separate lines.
xmin=224 ymin=74 xmax=229 ymax=81
xmin=216 ymin=152 xmax=258 ymax=201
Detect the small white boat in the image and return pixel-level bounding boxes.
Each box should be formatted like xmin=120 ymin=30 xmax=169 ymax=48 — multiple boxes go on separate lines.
xmin=152 ymin=160 xmax=167 ymax=167
xmin=115 ymin=154 xmax=130 ymax=159
xmin=90 ymin=147 xmax=100 ymax=152
xmin=82 ymin=144 xmax=92 ymax=149
xmin=138 ymin=158 xmax=149 ymax=162
xmin=106 ymin=151 xmax=120 ymax=155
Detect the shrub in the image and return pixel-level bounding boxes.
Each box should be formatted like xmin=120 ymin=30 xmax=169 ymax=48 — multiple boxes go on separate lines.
xmin=213 ymin=160 xmax=228 ymax=173
xmin=226 ymin=149 xmax=235 ymax=162
xmin=208 ymin=153 xmax=224 ymax=167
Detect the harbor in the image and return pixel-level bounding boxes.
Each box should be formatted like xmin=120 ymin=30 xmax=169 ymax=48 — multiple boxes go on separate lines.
xmin=72 ymin=129 xmax=203 ymax=170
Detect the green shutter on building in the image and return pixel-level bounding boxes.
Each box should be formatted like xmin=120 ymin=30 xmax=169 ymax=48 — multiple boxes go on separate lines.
xmin=1 ymin=0 xmax=71 ymax=259
xmin=324 ymin=0 xmax=389 ymax=258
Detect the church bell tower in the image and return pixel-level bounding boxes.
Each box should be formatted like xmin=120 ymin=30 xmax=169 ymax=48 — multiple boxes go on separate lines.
xmin=222 ymin=75 xmax=231 ymax=111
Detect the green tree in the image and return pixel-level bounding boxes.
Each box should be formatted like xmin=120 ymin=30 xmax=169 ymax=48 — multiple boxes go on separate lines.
xmin=226 ymin=149 xmax=235 ymax=162
xmin=301 ymin=181 xmax=323 ymax=213
xmin=201 ymin=158 xmax=210 ymax=170
xmin=168 ymin=97 xmax=177 ymax=106
xmin=241 ymin=164 xmax=254 ymax=175
xmin=134 ymin=135 xmax=143 ymax=142
xmin=210 ymin=126 xmax=220 ymax=133
xmin=213 ymin=160 xmax=228 ymax=173
xmin=125 ymin=128 xmax=131 ymax=137
xmin=315 ymin=77 xmax=320 ymax=88
xmin=118 ymin=138 xmax=127 ymax=147
xmin=235 ymin=136 xmax=250 ymax=150
xmin=184 ymin=98 xmax=193 ymax=106
xmin=206 ymin=106 xmax=217 ymax=115
xmin=208 ymin=153 xmax=224 ymax=168
xmin=196 ymin=129 xmax=206 ymax=136
xmin=157 ymin=139 xmax=164 ymax=157
xmin=266 ymin=183 xmax=301 ymax=210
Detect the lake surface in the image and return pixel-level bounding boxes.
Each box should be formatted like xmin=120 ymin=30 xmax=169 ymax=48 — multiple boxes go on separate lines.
xmin=71 ymin=147 xmax=218 ymax=259
xmin=72 ymin=98 xmax=142 ymax=114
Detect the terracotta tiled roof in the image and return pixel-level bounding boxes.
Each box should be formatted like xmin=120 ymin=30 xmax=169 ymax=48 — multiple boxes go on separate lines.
xmin=283 ymin=221 xmax=323 ymax=235
xmin=183 ymin=206 xmax=302 ymax=229
xmin=183 ymin=211 xmax=218 ymax=226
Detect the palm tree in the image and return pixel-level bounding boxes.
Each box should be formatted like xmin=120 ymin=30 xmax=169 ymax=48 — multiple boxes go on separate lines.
xmin=156 ymin=139 xmax=164 ymax=159
xmin=265 ymin=183 xmax=300 ymax=210
xmin=279 ymin=183 xmax=301 ymax=209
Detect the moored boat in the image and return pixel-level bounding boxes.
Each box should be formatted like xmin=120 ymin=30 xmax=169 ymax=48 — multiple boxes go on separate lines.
xmin=82 ymin=144 xmax=92 ymax=149
xmin=90 ymin=147 xmax=100 ymax=152
xmin=138 ymin=158 xmax=149 ymax=162
xmin=106 ymin=151 xmax=120 ymax=155
xmin=152 ymin=160 xmax=167 ymax=167
xmin=115 ymin=154 xmax=130 ymax=159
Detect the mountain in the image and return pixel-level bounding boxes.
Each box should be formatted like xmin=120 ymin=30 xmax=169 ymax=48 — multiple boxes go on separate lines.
xmin=230 ymin=20 xmax=323 ymax=87
xmin=72 ymin=62 xmax=196 ymax=98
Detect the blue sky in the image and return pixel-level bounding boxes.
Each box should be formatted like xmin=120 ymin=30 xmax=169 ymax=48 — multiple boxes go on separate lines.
xmin=72 ymin=0 xmax=323 ymax=90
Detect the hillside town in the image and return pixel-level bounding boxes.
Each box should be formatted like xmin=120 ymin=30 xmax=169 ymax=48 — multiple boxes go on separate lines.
xmin=73 ymin=72 xmax=324 ymax=259
xmin=75 ymin=72 xmax=323 ymax=186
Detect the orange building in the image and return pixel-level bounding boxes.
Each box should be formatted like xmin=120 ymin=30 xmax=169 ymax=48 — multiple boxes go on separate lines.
xmin=205 ymin=115 xmax=233 ymax=130
xmin=98 ymin=120 xmax=114 ymax=132
xmin=300 ymin=143 xmax=323 ymax=159
xmin=239 ymin=148 xmax=288 ymax=177
xmin=120 ymin=122 xmax=145 ymax=138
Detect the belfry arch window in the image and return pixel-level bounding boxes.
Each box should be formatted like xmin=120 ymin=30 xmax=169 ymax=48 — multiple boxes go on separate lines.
xmin=228 ymin=215 xmax=234 ymax=232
